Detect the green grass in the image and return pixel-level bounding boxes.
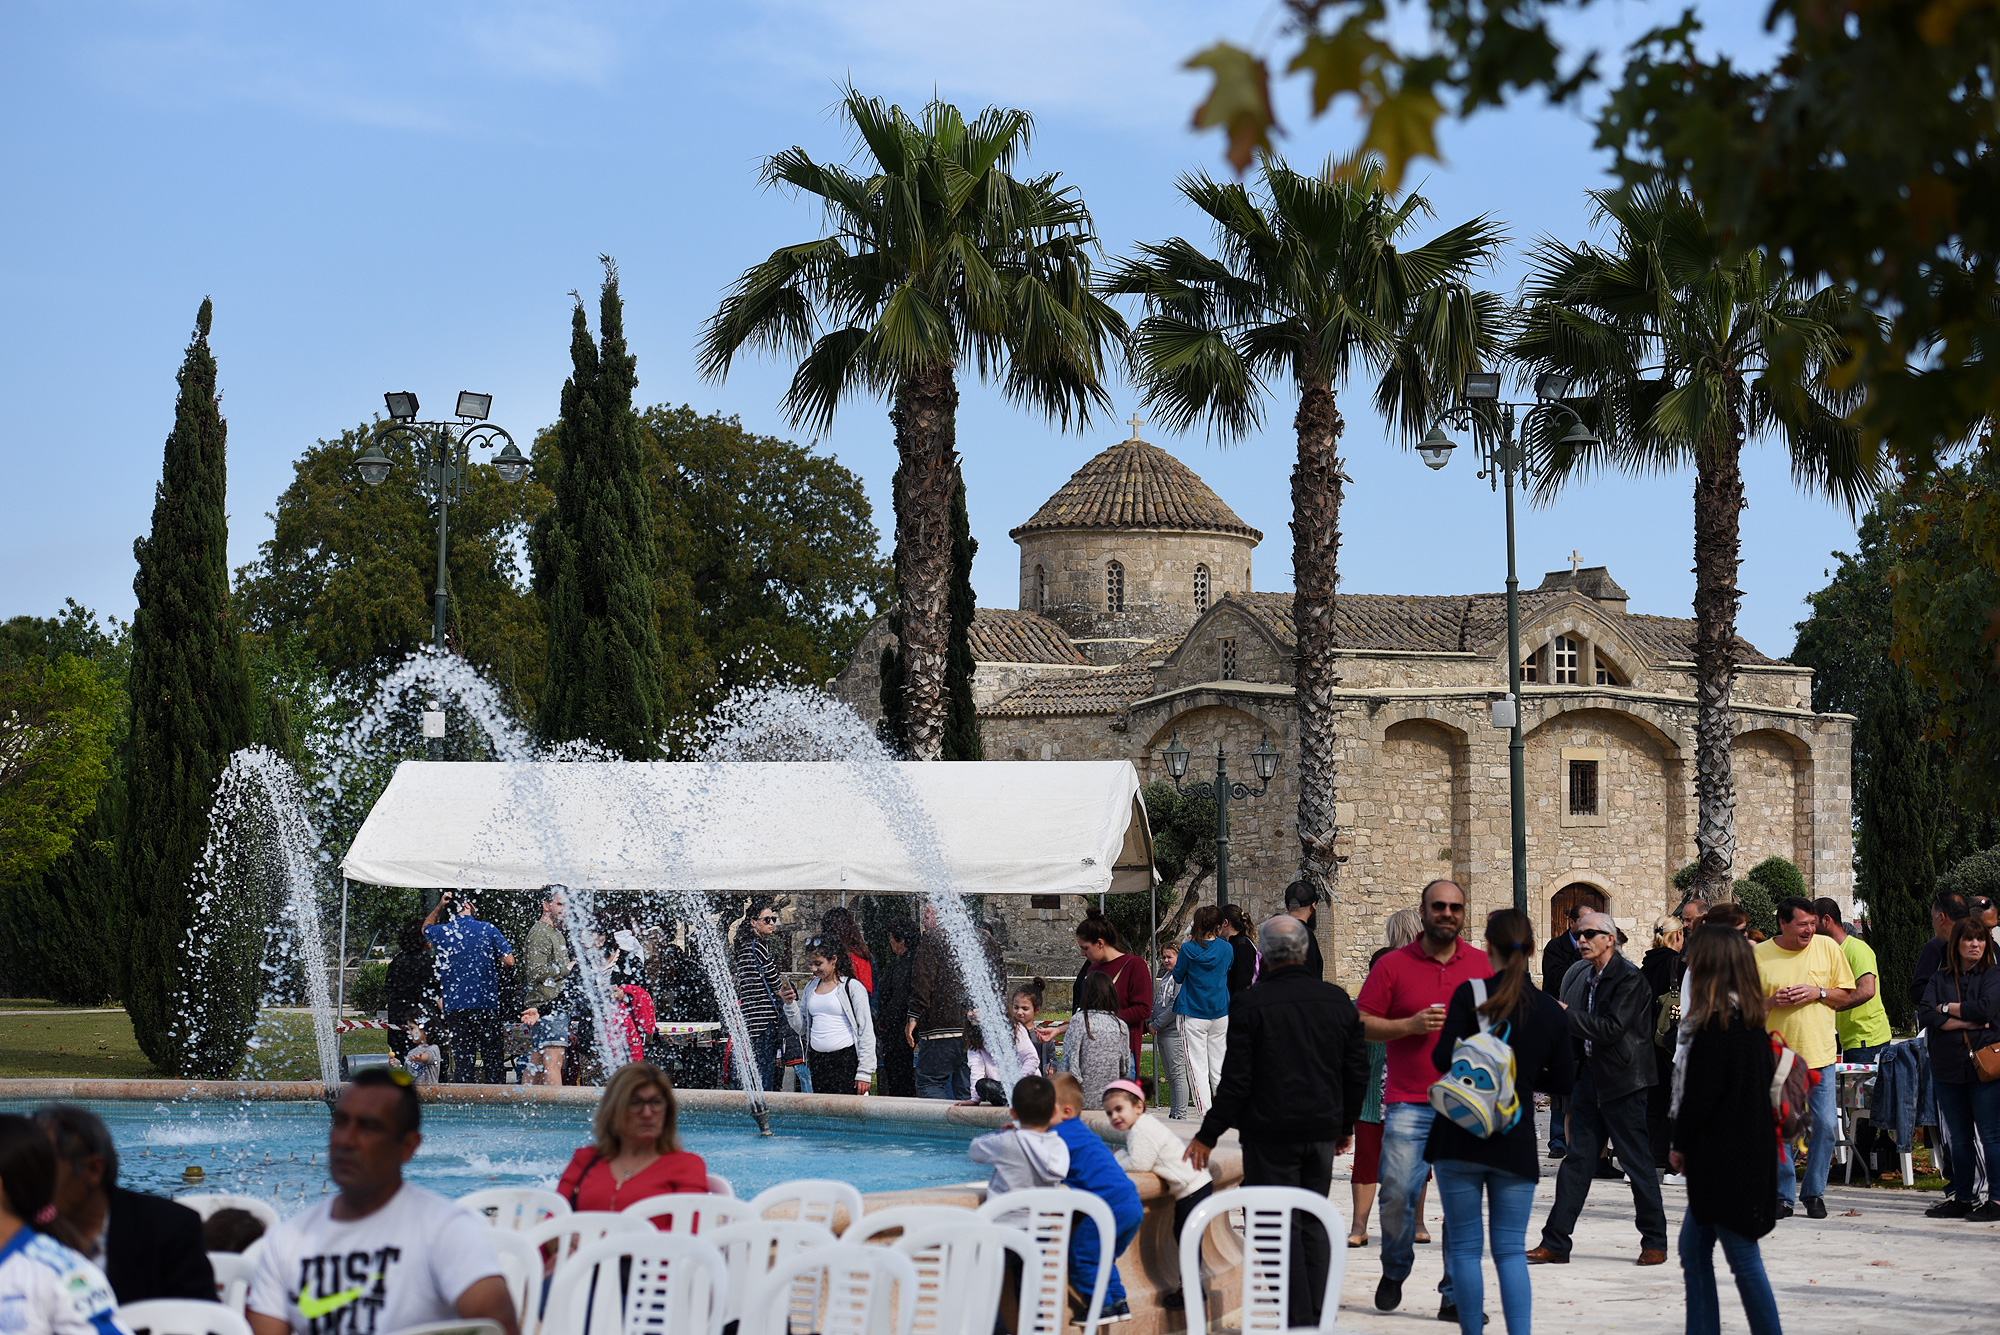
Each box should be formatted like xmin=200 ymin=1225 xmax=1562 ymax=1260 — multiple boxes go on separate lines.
xmin=0 ymin=1004 xmax=390 ymax=1080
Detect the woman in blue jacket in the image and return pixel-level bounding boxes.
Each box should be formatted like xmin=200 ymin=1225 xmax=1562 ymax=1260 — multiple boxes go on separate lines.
xmin=1173 ymin=905 xmax=1234 ymax=1108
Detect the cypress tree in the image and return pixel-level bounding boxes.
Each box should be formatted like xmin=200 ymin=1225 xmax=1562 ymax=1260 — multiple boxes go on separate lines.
xmin=1859 ymin=670 xmax=1943 ymax=1028
xmin=535 ymin=259 xmax=693 ymax=757
xmin=118 ymin=298 xmax=256 ymax=1072
xmin=942 ymin=473 xmax=982 ymax=760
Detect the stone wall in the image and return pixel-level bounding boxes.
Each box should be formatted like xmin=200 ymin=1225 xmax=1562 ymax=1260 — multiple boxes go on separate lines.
xmin=1018 ymin=527 xmax=1256 ymax=643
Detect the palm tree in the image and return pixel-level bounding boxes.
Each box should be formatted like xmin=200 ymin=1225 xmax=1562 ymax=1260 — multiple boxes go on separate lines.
xmin=1512 ymin=184 xmax=1879 ymax=902
xmin=1105 ymin=156 xmax=1504 ymax=900
xmin=700 ymin=89 xmax=1125 ymax=760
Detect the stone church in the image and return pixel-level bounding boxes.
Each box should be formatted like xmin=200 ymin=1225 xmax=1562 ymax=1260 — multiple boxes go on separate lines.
xmin=834 ymin=425 xmax=1855 ymax=987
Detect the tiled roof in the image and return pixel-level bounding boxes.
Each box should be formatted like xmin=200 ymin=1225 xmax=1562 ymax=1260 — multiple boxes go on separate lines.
xmin=1224 ymin=591 xmax=1775 ymax=665
xmin=969 ymin=609 xmax=1092 ymax=665
xmin=982 ymin=665 xmax=1156 ymax=716
xmin=1009 ymin=437 xmax=1262 ymax=540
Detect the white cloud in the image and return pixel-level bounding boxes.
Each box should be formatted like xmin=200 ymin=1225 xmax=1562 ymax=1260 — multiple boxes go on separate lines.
xmin=459 ymin=1 xmax=619 ymax=86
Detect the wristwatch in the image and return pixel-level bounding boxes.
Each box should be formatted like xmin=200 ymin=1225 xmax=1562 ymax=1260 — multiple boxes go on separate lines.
xmin=1818 ymin=987 xmax=1827 ymax=1002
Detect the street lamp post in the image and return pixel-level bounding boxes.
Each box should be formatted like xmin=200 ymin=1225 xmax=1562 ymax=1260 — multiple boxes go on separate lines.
xmin=1158 ymin=732 xmax=1281 ymax=908
xmin=354 ymin=390 xmax=530 ymax=757
xmin=1416 ymin=371 xmax=1599 ymax=916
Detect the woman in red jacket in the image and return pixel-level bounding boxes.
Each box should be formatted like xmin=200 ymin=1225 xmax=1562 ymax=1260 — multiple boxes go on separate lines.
xmin=1073 ymin=909 xmax=1153 ymax=1070
xmin=556 ymin=1063 xmax=709 ymax=1214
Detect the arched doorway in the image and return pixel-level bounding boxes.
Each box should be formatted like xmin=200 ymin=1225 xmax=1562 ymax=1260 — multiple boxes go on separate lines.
xmin=1550 ymin=882 xmax=1608 ymax=940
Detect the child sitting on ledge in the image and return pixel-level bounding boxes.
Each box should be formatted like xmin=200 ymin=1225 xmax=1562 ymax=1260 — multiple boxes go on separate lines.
xmin=1049 ymin=1073 xmax=1142 ymax=1321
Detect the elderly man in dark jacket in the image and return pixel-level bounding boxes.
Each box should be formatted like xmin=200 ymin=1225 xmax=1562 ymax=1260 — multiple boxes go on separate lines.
xmin=1527 ymin=912 xmax=1667 ymax=1266
xmin=36 ymin=1105 xmax=214 ymax=1304
xmin=1187 ymin=914 xmax=1368 ymax=1326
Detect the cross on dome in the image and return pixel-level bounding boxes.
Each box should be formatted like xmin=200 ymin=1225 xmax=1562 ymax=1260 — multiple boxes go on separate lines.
xmin=1570 ymin=549 xmax=1583 ymax=573
xmin=1126 ymin=413 xmax=1146 ymax=440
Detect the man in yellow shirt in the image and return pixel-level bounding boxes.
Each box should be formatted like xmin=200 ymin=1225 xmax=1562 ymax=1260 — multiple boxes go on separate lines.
xmin=1755 ymin=896 xmax=1857 ymax=1221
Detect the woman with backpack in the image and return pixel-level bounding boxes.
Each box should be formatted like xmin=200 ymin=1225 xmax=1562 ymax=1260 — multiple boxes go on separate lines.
xmin=1918 ymin=916 xmax=2000 ymax=1220
xmin=1670 ymin=924 xmax=1781 ymax=1334
xmin=1423 ymin=908 xmax=1574 ymax=1335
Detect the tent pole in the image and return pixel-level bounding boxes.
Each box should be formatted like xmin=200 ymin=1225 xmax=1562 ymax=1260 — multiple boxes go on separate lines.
xmin=336 ymin=877 xmax=350 ymax=1024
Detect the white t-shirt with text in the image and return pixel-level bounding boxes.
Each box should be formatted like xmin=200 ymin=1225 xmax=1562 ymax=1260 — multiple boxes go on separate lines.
xmin=248 ymin=1184 xmax=499 ymax=1335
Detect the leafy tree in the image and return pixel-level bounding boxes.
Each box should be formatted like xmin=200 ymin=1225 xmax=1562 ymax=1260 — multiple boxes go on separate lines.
xmin=1512 ymin=185 xmax=1877 ymax=901
xmin=1132 ymin=780 xmax=1219 ymax=950
xmin=535 ymin=260 xmax=707 ymax=759
xmin=1856 ymin=672 xmax=1944 ymax=1029
xmin=1939 ymin=847 xmax=2000 ymax=906
xmin=943 ymin=476 xmax=982 ymax=761
xmin=1186 ymin=4 xmax=2000 ymax=475
xmin=702 ymin=88 xmax=1125 ymax=760
xmin=118 ymin=299 xmax=258 ymax=1075
xmin=1105 ymin=156 xmax=1500 ymax=902
xmin=0 ymin=653 xmax=119 ymax=887
xmin=235 ymin=423 xmax=552 ymax=716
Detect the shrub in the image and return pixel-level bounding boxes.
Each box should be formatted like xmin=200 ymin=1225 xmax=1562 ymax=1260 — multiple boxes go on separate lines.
xmin=1937 ymin=847 xmax=2000 ymax=905
xmin=1733 ymin=878 xmax=1778 ymax=937
xmin=1673 ymin=862 xmax=1700 ymax=894
xmin=1744 ymin=855 xmax=1809 ymax=904
xmin=349 ymin=961 xmax=389 ymax=1016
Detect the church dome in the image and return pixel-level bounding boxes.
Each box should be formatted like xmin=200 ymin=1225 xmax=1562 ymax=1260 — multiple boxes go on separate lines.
xmin=1008 ymin=433 xmax=1262 ymax=541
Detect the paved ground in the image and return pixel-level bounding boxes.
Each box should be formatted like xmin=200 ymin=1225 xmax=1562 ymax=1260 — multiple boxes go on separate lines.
xmin=1326 ymin=1163 xmax=1987 ymax=1334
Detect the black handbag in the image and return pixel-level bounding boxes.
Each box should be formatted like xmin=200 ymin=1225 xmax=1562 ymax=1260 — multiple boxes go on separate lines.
xmin=754 ymin=955 xmax=807 ymax=1067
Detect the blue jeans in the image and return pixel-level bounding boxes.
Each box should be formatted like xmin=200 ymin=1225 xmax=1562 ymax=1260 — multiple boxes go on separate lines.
xmin=1380 ymin=1102 xmax=1451 ymax=1302
xmin=1777 ymin=1063 xmax=1839 ymax=1202
xmin=1432 ymin=1161 xmax=1534 ymax=1335
xmin=1679 ymin=1213 xmax=1781 ymax=1335
xmin=732 ymin=1026 xmax=782 ymax=1093
xmin=1067 ymin=1197 xmax=1142 ymax=1309
xmin=914 ymin=1035 xmax=970 ymax=1100
xmin=1933 ymin=1078 xmax=2000 ymax=1202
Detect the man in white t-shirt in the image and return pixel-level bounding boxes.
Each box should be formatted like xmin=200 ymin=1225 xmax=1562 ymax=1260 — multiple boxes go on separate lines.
xmin=248 ymin=1070 xmax=516 ymax=1335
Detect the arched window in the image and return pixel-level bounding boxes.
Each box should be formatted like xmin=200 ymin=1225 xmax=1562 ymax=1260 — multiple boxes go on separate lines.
xmin=1194 ymin=563 xmax=1210 ymax=614
xmin=1106 ymin=561 xmax=1125 ymax=613
xmin=1595 ymin=658 xmax=1621 ymax=686
xmin=1552 ymin=635 xmax=1579 ymax=684
xmin=1034 ymin=565 xmax=1047 ymax=614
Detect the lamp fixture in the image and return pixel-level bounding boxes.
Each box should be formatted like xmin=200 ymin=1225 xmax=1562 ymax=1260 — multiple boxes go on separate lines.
xmin=355 ymin=441 xmax=393 ymax=486
xmin=1417 ymin=426 xmax=1456 ymax=470
xmin=1558 ymin=420 xmax=1602 ymax=448
xmin=1251 ymin=733 xmax=1280 ymax=782
xmin=491 ymin=439 xmax=530 ymax=483
xmin=1462 ymin=372 xmax=1502 ymax=401
xmin=455 ymin=391 xmax=493 ymax=421
xmin=1162 ymin=732 xmax=1191 ymax=780
xmin=384 ymin=391 xmax=420 ymax=422
xmin=1533 ymin=372 xmax=1571 ymax=401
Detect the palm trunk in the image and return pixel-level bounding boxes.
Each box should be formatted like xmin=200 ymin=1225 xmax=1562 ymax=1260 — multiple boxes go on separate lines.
xmin=1691 ymin=427 xmax=1745 ymax=902
xmin=1292 ymin=381 xmax=1345 ymax=901
xmin=890 ymin=364 xmax=960 ymax=761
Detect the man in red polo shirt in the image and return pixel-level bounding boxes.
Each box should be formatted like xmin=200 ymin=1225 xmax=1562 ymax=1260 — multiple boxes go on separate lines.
xmin=1355 ymin=879 xmax=1493 ymax=1322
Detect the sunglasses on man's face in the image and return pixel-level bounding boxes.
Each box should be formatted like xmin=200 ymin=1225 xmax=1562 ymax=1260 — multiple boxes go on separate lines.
xmin=1577 ymin=929 xmax=1610 ymax=942
xmin=1427 ymin=901 xmax=1465 ymax=915
xmin=756 ymin=915 xmax=778 ymax=924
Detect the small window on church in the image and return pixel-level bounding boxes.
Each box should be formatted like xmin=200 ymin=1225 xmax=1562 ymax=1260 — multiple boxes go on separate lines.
xmin=1194 ymin=564 xmax=1210 ymax=614
xmin=1106 ymin=561 xmax=1125 ymax=613
xmin=1035 ymin=565 xmax=1047 ymax=614
xmin=1596 ymin=660 xmax=1620 ymax=686
xmin=1520 ymin=653 xmax=1538 ymax=684
xmin=1220 ymin=637 xmax=1238 ymax=679
xmin=1568 ymin=759 xmax=1599 ymax=816
xmin=1552 ymin=636 xmax=1579 ymax=684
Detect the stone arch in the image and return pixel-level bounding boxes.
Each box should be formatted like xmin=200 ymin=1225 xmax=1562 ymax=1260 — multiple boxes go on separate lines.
xmin=1544 ymin=870 xmax=1615 ymax=940
xmin=1521 ymin=706 xmax=1682 ymax=928
xmin=1517 ymin=607 xmax=1649 ymax=689
xmin=1732 ymin=725 xmax=1814 ymax=878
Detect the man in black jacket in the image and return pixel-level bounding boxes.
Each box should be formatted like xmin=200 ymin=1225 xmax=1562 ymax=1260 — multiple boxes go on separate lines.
xmin=1187 ymin=914 xmax=1367 ymax=1325
xmin=1526 ymin=913 xmax=1668 ymax=1266
xmin=1539 ymin=906 xmax=1584 ymax=1158
xmin=36 ymin=1104 xmax=214 ymax=1304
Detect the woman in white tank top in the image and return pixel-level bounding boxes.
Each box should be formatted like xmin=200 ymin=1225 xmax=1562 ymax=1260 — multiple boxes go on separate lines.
xmin=784 ymin=937 xmax=878 ymax=1095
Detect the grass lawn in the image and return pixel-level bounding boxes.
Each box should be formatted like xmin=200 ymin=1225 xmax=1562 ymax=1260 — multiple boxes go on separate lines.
xmin=0 ymin=1004 xmax=391 ymax=1080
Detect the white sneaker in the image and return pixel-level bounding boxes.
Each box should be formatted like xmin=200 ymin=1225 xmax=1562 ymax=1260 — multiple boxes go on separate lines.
xmin=1661 ymin=1172 xmax=1686 ymax=1187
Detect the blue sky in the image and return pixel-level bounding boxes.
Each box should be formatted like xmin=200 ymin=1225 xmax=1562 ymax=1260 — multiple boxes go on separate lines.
xmin=0 ymin=1 xmax=1852 ymax=661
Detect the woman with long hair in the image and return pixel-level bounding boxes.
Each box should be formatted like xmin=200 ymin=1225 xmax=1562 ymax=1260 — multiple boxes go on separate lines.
xmin=1218 ymin=903 xmax=1259 ymax=998
xmin=0 ymin=1113 xmax=122 ymax=1335
xmin=1074 ymin=908 xmax=1153 ymax=1072
xmin=1919 ymin=916 xmax=2000 ymax=1219
xmin=557 ymin=1063 xmax=709 ymax=1212
xmin=819 ymin=906 xmax=874 ymax=993
xmin=1423 ymin=909 xmax=1574 ymax=1335
xmin=1670 ymin=925 xmax=1781 ymax=1334
xmin=1172 ymin=906 xmax=1234 ymax=1108
xmin=1060 ymin=971 xmax=1133 ymax=1105
xmin=786 ymin=935 xmax=877 ymax=1095
xmin=1642 ymin=913 xmax=1686 ymax=1176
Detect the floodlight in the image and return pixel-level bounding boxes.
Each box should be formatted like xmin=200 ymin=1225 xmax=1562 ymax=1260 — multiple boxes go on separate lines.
xmin=1533 ymin=372 xmax=1571 ymax=401
xmin=1462 ymin=372 xmax=1502 ymax=401
xmin=1417 ymin=426 xmax=1456 ymax=470
xmin=384 ymin=392 xmax=420 ymax=421
xmin=456 ymin=391 xmax=492 ymax=421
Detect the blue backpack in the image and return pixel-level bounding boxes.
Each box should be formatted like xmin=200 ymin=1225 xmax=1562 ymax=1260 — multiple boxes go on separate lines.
xmin=1427 ymin=979 xmax=1522 ymax=1138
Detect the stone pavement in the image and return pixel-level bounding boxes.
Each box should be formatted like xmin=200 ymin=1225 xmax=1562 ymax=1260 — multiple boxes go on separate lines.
xmin=1327 ymin=1168 xmax=1992 ymax=1334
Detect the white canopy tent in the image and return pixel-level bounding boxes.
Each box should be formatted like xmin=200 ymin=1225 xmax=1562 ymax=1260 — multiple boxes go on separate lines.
xmin=334 ymin=760 xmax=1157 ymax=1018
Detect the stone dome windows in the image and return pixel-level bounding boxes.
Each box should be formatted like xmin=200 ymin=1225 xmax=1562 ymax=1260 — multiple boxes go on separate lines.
xmin=1035 ymin=565 xmax=1047 ymax=614
xmin=1194 ymin=564 xmax=1211 ymax=614
xmin=1106 ymin=561 xmax=1126 ymax=613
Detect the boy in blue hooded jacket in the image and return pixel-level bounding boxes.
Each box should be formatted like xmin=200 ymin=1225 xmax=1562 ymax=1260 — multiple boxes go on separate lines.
xmin=1048 ymin=1073 xmax=1143 ymax=1319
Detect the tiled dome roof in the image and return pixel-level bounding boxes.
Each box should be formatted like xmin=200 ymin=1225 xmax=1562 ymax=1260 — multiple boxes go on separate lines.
xmin=1009 ymin=436 xmax=1262 ymax=541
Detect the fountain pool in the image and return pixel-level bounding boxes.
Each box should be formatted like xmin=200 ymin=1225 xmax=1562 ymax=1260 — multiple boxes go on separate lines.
xmin=0 ymin=1098 xmax=987 ymax=1213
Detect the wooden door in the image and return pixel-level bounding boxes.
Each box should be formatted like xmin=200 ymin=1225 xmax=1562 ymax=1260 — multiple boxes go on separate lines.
xmin=1550 ymin=883 xmax=1608 ymax=940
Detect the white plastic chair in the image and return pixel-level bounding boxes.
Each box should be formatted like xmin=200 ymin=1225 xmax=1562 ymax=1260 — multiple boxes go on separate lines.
xmin=206 ymin=1252 xmax=256 ymax=1314
xmin=118 ymin=1300 xmax=253 ymax=1335
xmin=459 ymin=1186 xmax=571 ymax=1232
xmin=706 ymin=1173 xmax=735 ymax=1198
xmin=482 ymin=1229 xmax=540 ymax=1334
xmin=381 ymin=1323 xmax=506 ymax=1335
xmin=748 ymin=1178 xmax=866 ymax=1234
xmin=976 ymin=1187 xmax=1114 ymax=1335
xmin=524 ymin=1210 xmax=651 ymax=1297
xmin=704 ymin=1220 xmax=837 ymax=1331
xmin=619 ymin=1192 xmax=756 ymax=1234
xmin=845 ymin=1204 xmax=977 ymax=1244
xmin=172 ymin=1194 xmax=282 ymax=1234
xmin=1178 ymin=1186 xmax=1348 ymax=1334
xmin=893 ymin=1221 xmax=1038 ymax=1335
xmin=543 ymin=1233 xmax=728 ymax=1335
xmin=745 ymin=1243 xmax=917 ymax=1335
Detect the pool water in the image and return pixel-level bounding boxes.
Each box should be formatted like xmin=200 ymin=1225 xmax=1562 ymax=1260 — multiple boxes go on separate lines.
xmin=1 ymin=1100 xmax=984 ymax=1216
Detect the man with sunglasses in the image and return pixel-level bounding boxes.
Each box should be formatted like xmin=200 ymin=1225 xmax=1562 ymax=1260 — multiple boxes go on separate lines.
xmin=1355 ymin=880 xmax=1492 ymax=1321
xmin=1526 ymin=911 xmax=1667 ymax=1267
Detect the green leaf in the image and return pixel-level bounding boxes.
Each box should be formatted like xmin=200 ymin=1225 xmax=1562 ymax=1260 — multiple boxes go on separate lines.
xmin=1361 ymin=88 xmax=1444 ymax=194
xmin=1187 ymin=43 xmax=1276 ymax=174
